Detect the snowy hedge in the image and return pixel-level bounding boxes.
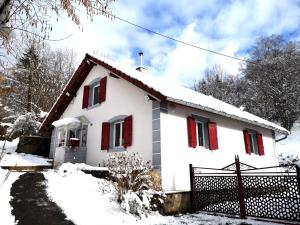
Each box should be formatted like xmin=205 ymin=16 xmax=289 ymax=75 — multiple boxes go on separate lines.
xmin=278 ymin=151 xmax=300 ymax=169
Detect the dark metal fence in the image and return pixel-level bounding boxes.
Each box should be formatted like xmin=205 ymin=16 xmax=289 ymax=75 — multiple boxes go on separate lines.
xmin=190 ymin=156 xmax=300 ymax=222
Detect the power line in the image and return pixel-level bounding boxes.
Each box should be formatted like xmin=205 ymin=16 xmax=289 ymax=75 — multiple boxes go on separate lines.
xmin=107 ymin=13 xmax=258 ymax=65
xmin=102 ymin=11 xmax=300 ymax=67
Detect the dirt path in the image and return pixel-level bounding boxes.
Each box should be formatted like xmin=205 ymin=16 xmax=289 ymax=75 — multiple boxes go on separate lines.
xmin=10 ymin=172 xmax=75 ymax=225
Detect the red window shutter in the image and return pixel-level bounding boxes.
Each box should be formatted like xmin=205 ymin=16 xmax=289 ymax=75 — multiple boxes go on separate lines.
xmin=123 ymin=115 xmax=133 ymax=148
xmin=101 ymin=122 xmax=110 ymax=150
xmin=187 ymin=116 xmax=197 ymax=148
xmin=99 ymin=77 xmax=107 ymax=104
xmin=208 ymin=122 xmax=218 ymax=150
xmin=82 ymin=86 xmax=89 ymax=109
xmin=256 ymin=133 xmax=265 ymax=156
xmin=243 ymin=130 xmax=252 ymax=155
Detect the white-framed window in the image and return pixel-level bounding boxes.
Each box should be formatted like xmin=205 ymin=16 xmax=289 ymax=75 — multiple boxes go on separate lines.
xmin=92 ymin=84 xmax=100 ymax=105
xmin=196 ymin=121 xmax=205 ymax=146
xmin=113 ymin=121 xmax=124 ymax=148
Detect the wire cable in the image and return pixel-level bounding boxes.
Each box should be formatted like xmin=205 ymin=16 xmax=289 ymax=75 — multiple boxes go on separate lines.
xmin=106 ymin=13 xmax=258 ymax=65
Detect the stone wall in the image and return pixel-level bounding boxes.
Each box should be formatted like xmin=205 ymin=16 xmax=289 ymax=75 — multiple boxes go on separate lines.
xmin=163 ymin=192 xmax=191 ymax=214
xmin=16 ymin=136 xmax=50 ymax=157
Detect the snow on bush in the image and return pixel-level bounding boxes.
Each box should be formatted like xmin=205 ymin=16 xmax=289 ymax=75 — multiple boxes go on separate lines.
xmin=105 ymin=152 xmax=153 ymax=201
xmin=278 ymin=151 xmax=300 ymax=169
xmin=105 ymin=152 xmax=164 ymax=217
xmin=10 ymin=112 xmax=41 ymax=137
xmin=121 ymin=190 xmax=164 ymax=217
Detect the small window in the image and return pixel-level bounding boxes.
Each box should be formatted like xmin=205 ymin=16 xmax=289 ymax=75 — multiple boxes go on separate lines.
xmin=113 ymin=121 xmax=124 ymax=147
xmin=248 ymin=130 xmax=259 ymax=154
xmin=196 ymin=121 xmax=204 ymax=146
xmin=92 ymin=85 xmax=99 ymax=105
xmin=194 ymin=117 xmax=209 ymax=148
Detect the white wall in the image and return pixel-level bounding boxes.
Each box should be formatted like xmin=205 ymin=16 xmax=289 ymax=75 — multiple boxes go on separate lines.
xmin=59 ymin=65 xmax=153 ymax=166
xmin=160 ymin=103 xmax=277 ymax=192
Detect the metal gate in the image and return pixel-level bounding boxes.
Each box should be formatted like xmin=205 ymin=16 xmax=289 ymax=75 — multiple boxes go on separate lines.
xmin=189 ymin=155 xmax=300 ymax=222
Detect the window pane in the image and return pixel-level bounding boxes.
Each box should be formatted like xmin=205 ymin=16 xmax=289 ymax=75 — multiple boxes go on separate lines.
xmin=93 ymin=86 xmax=99 ymax=105
xmin=197 ymin=122 xmax=204 ymax=146
xmin=114 ymin=123 xmax=121 ymax=147
xmin=69 ymin=130 xmax=75 ymax=139
xmin=249 ymin=132 xmax=258 ymax=154
xmin=81 ymin=127 xmax=87 ymax=147
xmin=57 ymin=128 xmax=66 ymax=147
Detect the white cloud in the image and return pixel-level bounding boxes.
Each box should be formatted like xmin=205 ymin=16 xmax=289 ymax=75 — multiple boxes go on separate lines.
xmin=48 ymin=0 xmax=300 ymax=86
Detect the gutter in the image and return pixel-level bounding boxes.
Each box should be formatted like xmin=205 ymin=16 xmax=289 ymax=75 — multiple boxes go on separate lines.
xmin=275 ymin=134 xmax=288 ymax=143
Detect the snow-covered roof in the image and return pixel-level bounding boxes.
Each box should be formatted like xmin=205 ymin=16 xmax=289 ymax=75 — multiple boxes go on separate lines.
xmin=41 ymin=53 xmax=289 ymax=135
xmin=52 ymin=118 xmax=81 ymax=128
xmin=88 ymin=53 xmax=288 ymax=135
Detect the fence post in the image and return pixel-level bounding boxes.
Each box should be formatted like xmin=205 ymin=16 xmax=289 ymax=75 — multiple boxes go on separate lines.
xmin=189 ymin=163 xmax=195 ymax=212
xmin=235 ymin=155 xmax=246 ymax=219
xmin=296 ymin=165 xmax=300 ymax=195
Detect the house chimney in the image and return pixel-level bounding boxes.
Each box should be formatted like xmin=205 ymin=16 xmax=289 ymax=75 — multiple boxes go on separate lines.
xmin=136 ymin=51 xmax=147 ymax=72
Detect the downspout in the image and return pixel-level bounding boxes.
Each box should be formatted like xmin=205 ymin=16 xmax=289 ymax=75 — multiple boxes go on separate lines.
xmin=275 ymin=134 xmax=288 ymax=142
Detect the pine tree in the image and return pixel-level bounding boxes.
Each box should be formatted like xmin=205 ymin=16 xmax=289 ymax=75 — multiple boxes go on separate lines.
xmin=8 ymin=43 xmax=44 ymax=114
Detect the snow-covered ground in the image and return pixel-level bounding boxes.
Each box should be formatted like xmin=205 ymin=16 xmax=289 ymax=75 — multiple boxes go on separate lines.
xmin=44 ymin=163 xmax=281 ymax=225
xmin=0 ymin=152 xmax=52 ymax=167
xmin=0 ymin=138 xmax=19 ymax=153
xmin=0 ymin=169 xmax=22 ymax=225
xmin=0 ymin=139 xmax=51 ymax=166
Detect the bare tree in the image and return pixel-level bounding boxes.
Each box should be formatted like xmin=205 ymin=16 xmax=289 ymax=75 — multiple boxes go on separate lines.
xmin=242 ymin=35 xmax=300 ymax=130
xmin=0 ymin=0 xmax=115 ymax=65
xmin=2 ymin=40 xmax=76 ymax=117
xmin=195 ymin=65 xmax=244 ymax=108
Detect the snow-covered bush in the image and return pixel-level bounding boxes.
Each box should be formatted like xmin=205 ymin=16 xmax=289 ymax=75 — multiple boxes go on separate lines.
xmin=121 ymin=190 xmax=165 ymax=217
xmin=105 ymin=152 xmax=164 ymax=216
xmin=106 ymin=152 xmax=152 ymax=201
xmin=10 ymin=112 xmax=41 ymax=137
xmin=278 ymin=152 xmax=300 ymax=169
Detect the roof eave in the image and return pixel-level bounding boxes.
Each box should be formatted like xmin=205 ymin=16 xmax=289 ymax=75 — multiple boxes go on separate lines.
xmin=40 ymin=55 xmax=95 ymax=132
xmin=167 ymin=97 xmax=289 ymax=135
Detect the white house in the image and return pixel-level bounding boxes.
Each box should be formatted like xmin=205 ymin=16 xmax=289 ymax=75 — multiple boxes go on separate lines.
xmin=41 ymin=53 xmax=289 ymax=192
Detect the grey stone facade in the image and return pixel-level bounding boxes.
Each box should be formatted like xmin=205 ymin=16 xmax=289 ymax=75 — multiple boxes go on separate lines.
xmin=152 ymin=101 xmax=168 ymax=169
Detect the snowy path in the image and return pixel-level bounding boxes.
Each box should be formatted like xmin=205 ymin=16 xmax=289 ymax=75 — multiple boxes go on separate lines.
xmin=10 ymin=173 xmax=74 ymax=225
xmin=0 ymin=170 xmax=21 ymax=225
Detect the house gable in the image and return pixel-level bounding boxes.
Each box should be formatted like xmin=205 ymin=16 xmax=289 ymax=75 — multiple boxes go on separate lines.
xmin=41 ymin=54 xmax=167 ymax=132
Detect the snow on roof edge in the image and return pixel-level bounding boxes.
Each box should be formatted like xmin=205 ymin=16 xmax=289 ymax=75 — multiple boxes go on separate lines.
xmin=169 ymin=97 xmax=289 ymax=134
xmin=88 ymin=53 xmax=288 ymax=135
